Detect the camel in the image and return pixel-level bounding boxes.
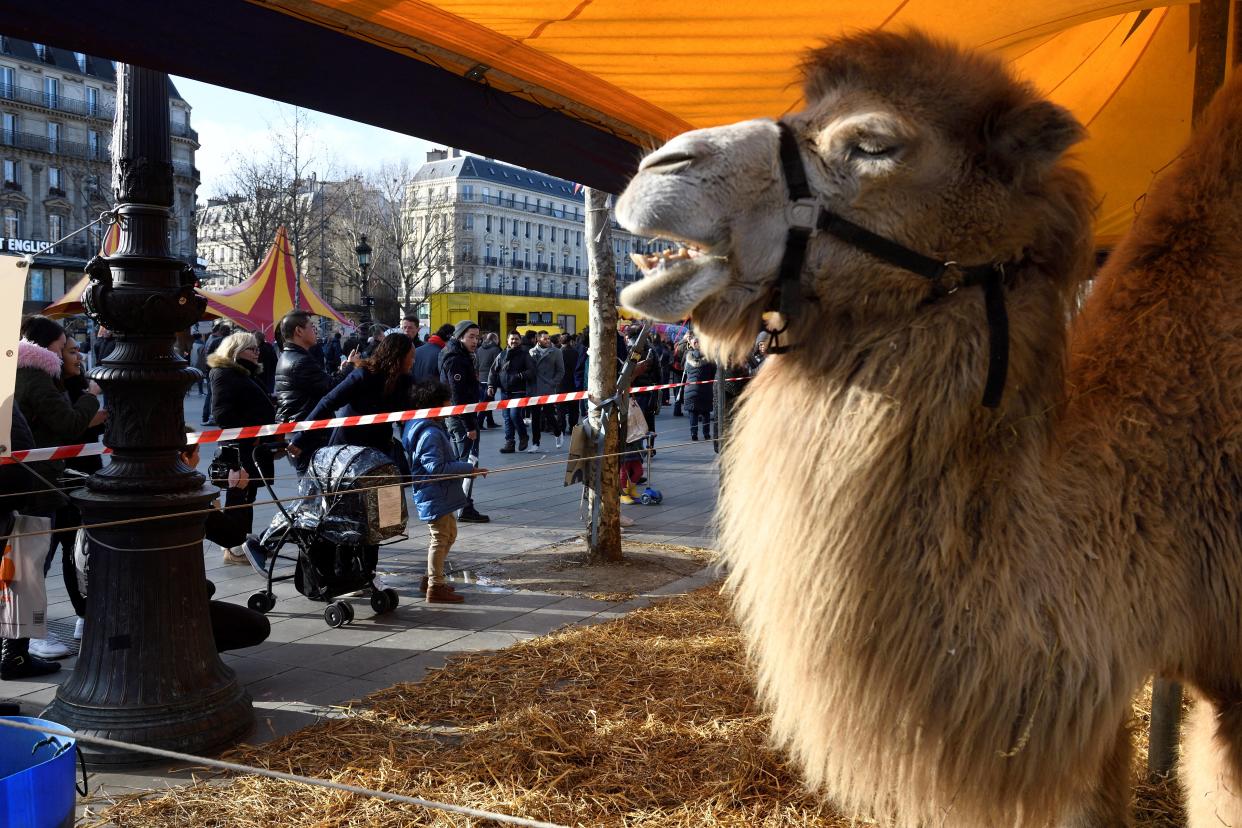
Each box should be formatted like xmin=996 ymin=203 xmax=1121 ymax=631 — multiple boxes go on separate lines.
xmin=615 ymin=30 xmax=1242 ymax=828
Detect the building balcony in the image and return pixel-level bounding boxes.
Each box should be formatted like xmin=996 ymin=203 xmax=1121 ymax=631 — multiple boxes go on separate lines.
xmin=535 ymin=263 xmax=549 ymax=272
xmin=0 ymin=129 xmax=109 ymax=162
xmin=170 ymin=121 xmax=199 ymax=142
xmin=0 ymin=82 xmax=115 ymax=120
xmin=483 ymin=256 xmax=499 ymax=266
xmin=173 ymin=161 xmax=200 ymax=180
xmin=47 ymin=186 xmax=65 ymax=198
xmin=3 ymin=179 xmax=21 ymax=193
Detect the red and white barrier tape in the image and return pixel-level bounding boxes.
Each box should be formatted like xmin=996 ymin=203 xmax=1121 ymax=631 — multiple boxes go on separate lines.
xmin=1 ymin=377 xmax=743 ymax=466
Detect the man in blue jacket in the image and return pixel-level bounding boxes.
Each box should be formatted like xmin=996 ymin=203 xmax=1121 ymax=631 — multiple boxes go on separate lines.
xmin=438 ymin=320 xmax=489 ymax=523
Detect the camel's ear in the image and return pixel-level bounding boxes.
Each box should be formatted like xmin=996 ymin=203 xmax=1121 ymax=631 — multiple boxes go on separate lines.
xmin=982 ymin=100 xmax=1084 ymax=184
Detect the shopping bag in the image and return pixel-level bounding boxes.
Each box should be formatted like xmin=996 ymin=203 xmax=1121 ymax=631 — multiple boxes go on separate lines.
xmin=0 ymin=514 xmax=52 ymax=639
xmin=626 ymin=396 xmax=649 ymax=439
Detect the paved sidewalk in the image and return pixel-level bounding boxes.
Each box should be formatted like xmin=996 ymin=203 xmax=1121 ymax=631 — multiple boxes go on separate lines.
xmin=1 ymin=391 xmax=722 ymax=803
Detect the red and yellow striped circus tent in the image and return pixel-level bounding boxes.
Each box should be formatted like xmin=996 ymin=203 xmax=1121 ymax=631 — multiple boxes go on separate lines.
xmin=200 ymin=225 xmax=351 ymax=336
xmin=44 ymin=221 xmax=229 ymax=321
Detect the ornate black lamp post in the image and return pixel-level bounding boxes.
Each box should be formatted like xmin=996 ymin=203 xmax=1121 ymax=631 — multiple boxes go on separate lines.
xmin=356 ymin=234 xmax=373 ymax=327
xmin=42 ymin=64 xmax=252 ymax=764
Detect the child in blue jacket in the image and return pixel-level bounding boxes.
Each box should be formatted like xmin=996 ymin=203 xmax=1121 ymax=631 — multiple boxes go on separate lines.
xmin=402 ymin=381 xmax=487 ymax=603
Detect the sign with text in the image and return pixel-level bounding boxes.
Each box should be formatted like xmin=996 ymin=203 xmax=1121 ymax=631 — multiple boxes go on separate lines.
xmin=0 ymin=256 xmax=30 ymax=454
xmin=1 ymin=238 xmax=55 ymax=256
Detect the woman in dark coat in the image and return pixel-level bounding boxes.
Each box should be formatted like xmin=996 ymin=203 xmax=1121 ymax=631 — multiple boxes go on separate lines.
xmin=290 ymin=332 xmax=415 ymax=465
xmin=208 ymin=331 xmax=277 ymax=562
xmin=4 ymin=316 xmax=105 ymax=675
xmin=682 ymin=336 xmax=716 ymax=441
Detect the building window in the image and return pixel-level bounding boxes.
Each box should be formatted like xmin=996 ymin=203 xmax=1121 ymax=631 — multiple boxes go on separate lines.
xmin=462 ymin=184 xmax=474 ymax=200
xmin=485 ymin=214 xmax=492 ymax=232
xmin=48 ymin=213 xmax=63 ymax=243
xmin=3 ymin=206 xmax=21 ymax=237
xmin=463 ymin=213 xmax=474 ymax=230
xmin=512 ymin=220 xmax=518 ymax=238
xmin=88 ymin=129 xmax=100 ymax=158
xmin=47 ymin=122 xmax=60 ymax=152
xmin=550 ymin=226 xmax=556 ymax=244
xmin=32 ymin=43 xmax=46 ymax=61
xmin=43 ymin=77 xmax=58 ymax=108
xmin=47 ymin=165 xmax=60 ymax=191
xmin=524 ymin=248 xmax=530 ymax=267
xmin=523 ymin=277 xmax=530 ymax=292
xmin=524 ymin=221 xmax=529 ymax=239
xmin=74 ymin=52 xmax=86 ymax=72
xmin=576 ymin=230 xmax=582 ymax=247
xmin=86 ymin=87 xmax=98 ymax=117
xmin=0 ymin=66 xmax=12 ymax=98
xmin=575 ymin=255 xmax=581 ymax=273
xmin=537 ymin=224 xmax=543 ymax=241
xmin=26 ymin=268 xmax=49 ymax=302
xmin=2 ymin=112 xmax=15 ymax=143
xmin=2 ymin=158 xmax=15 ymax=184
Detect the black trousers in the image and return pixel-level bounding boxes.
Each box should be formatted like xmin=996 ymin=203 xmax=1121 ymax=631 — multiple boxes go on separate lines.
xmin=530 ymin=403 xmax=561 ymax=441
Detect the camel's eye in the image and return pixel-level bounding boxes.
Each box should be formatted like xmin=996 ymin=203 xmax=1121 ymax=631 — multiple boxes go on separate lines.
xmin=850 ymin=140 xmax=899 ymax=160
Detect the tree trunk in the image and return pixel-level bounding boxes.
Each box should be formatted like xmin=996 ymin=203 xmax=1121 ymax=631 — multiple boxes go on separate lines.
xmin=585 ymin=187 xmax=622 ymax=562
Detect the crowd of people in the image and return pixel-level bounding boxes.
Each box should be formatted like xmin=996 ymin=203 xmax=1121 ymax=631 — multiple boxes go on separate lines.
xmin=1 ymin=310 xmax=766 ymax=684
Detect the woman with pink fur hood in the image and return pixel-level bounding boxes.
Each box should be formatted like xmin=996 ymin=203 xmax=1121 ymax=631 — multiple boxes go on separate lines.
xmin=1 ymin=315 xmax=106 ymax=679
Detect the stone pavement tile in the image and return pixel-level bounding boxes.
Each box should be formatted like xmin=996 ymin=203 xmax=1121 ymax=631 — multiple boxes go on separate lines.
xmin=4 ymin=683 xmax=58 ymax=713
xmin=246 ymin=704 xmax=331 ymax=745
xmin=358 ymin=650 xmax=454 ymax=687
xmin=434 ymin=629 xmax=526 ymax=653
xmin=290 ymin=618 xmax=412 ymax=650
xmin=361 ymin=626 xmax=472 ymax=656
xmin=489 ymin=608 xmax=593 ymax=638
xmin=245 ymin=666 xmax=354 ymax=706
xmin=540 ymin=595 xmax=621 ymax=614
xmin=313 ymin=642 xmax=427 ymax=678
xmin=650 ymin=566 xmax=722 ymax=596
xmin=299 ymin=677 xmax=390 ymax=708
xmin=471 ymin=590 xmax=565 ymax=610
xmin=220 ymin=653 xmax=294 ymax=685
xmin=416 ymin=603 xmax=531 ymax=632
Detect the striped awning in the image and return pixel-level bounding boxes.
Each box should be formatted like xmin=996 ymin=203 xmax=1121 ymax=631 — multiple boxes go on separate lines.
xmin=199 ymin=225 xmax=352 ymax=335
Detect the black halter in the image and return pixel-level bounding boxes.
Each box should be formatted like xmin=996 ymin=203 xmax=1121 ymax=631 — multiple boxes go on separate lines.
xmin=770 ymin=120 xmax=1014 ymax=409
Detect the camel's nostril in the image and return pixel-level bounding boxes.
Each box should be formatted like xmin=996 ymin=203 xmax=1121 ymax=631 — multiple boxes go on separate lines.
xmin=640 ymin=150 xmax=697 ymax=174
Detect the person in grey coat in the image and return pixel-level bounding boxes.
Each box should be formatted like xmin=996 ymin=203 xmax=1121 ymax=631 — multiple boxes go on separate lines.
xmin=474 ymin=332 xmax=502 ymax=429
xmin=527 ymin=330 xmax=565 ymax=449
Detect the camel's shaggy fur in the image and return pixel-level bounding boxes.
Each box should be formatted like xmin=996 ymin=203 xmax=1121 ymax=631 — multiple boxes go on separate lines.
xmin=616 ymin=30 xmax=1242 ymax=828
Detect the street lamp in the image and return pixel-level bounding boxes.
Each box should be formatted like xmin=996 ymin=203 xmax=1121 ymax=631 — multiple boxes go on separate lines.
xmin=46 ymin=63 xmax=251 ymax=764
xmin=356 ymin=234 xmax=373 ymax=327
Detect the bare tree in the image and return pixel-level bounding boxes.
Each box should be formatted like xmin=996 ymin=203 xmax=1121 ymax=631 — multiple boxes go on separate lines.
xmin=369 ymin=163 xmax=458 ymax=316
xmin=212 ymin=108 xmax=338 ymax=277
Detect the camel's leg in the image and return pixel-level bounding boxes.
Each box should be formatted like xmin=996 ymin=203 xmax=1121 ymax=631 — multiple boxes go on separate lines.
xmin=1057 ymin=721 xmax=1133 ymax=828
xmin=1183 ymin=696 xmax=1242 ymax=827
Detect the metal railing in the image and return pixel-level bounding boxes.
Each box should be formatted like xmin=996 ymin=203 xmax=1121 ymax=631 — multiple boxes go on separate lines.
xmin=0 ymin=129 xmax=109 ymax=162
xmin=0 ymin=82 xmax=115 ymax=120
xmin=171 ymin=121 xmax=199 ymax=142
xmin=172 ymin=161 xmax=200 ymax=180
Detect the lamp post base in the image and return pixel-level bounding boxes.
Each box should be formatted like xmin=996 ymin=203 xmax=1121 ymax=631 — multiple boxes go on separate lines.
xmin=43 ymin=489 xmax=254 ymax=766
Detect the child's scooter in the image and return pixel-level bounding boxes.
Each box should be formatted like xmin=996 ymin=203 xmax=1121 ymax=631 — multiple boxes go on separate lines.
xmin=638 ymin=433 xmax=663 ymax=505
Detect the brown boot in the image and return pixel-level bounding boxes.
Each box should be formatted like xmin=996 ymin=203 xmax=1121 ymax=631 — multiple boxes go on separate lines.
xmin=426 ymin=584 xmax=464 ymax=603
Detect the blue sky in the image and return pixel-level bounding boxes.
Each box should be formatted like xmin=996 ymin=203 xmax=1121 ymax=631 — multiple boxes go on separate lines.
xmin=172 ymin=76 xmax=438 ymax=198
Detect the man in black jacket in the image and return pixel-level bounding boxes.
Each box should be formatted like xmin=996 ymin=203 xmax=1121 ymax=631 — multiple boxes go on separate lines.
xmin=438 ymin=319 xmax=489 ymax=523
xmin=273 ymin=311 xmax=344 ymax=472
xmin=488 ymin=331 xmax=535 ymax=453
xmin=199 ymin=322 xmax=231 ymax=425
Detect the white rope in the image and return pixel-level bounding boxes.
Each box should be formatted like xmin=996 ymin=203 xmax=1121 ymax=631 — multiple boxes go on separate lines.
xmin=0 ymin=717 xmax=569 ymax=828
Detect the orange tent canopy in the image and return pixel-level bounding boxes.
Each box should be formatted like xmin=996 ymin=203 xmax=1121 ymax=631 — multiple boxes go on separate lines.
xmin=199 ymin=226 xmax=352 ymax=336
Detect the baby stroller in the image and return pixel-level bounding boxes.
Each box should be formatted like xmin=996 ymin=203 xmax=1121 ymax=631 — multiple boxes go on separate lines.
xmin=248 ymin=444 xmax=408 ymax=628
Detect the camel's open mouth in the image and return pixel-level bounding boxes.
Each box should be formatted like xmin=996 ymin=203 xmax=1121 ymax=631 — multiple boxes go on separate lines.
xmin=629 ymin=244 xmax=725 ymax=277
xmin=620 ymin=241 xmax=731 ymax=321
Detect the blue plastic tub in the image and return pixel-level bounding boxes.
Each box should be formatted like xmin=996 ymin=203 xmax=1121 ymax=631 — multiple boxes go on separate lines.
xmin=0 ymin=716 xmax=77 ymax=828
